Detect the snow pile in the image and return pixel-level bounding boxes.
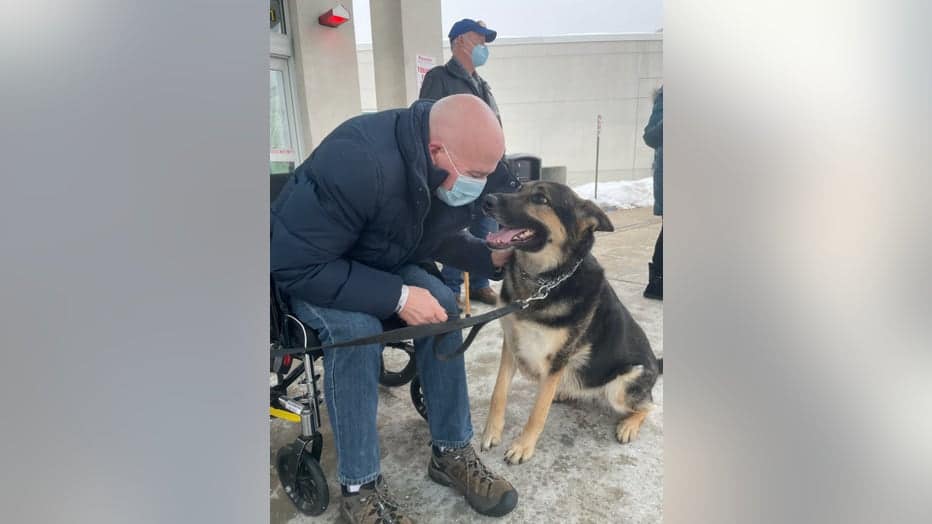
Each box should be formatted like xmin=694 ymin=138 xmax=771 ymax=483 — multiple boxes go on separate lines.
xmin=572 ymin=177 xmax=654 ymax=210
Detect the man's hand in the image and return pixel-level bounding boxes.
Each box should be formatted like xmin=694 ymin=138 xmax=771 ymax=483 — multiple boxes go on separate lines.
xmin=398 ymin=286 xmax=448 ymax=326
xmin=491 ymin=248 xmax=515 ymax=268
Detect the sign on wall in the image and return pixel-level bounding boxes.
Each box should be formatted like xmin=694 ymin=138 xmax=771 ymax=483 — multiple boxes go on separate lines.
xmin=416 ymin=55 xmax=436 ymax=92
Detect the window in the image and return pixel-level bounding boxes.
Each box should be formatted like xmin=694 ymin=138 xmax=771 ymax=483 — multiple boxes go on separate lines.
xmin=269 ymin=1 xmax=301 ymax=175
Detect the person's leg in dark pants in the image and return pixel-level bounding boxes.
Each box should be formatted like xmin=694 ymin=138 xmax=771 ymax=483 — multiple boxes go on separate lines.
xmin=652 ymin=226 xmax=663 ymax=268
xmin=644 ymin=226 xmax=663 ymax=300
xmin=440 ymin=263 xmax=464 ymax=298
xmin=440 ymin=215 xmax=500 ymax=305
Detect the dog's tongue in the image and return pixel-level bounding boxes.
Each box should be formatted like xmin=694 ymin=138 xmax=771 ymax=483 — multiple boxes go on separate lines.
xmin=486 ymin=228 xmax=526 ymax=247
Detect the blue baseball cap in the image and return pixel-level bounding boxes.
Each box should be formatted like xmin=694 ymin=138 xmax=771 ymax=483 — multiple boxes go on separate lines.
xmin=448 ymin=19 xmax=497 ymax=43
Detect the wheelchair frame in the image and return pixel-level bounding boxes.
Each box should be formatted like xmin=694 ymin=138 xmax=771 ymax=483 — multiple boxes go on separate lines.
xmin=269 ymin=286 xmax=432 ymax=516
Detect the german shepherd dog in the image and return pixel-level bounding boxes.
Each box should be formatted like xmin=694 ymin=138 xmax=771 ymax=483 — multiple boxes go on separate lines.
xmin=479 ymin=181 xmax=662 ymax=464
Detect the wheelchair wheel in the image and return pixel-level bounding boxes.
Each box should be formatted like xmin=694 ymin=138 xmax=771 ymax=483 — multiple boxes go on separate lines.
xmin=276 ymin=440 xmax=330 ymax=516
xmin=379 ymin=344 xmax=417 ymax=387
xmin=410 ymin=375 xmax=428 ymax=421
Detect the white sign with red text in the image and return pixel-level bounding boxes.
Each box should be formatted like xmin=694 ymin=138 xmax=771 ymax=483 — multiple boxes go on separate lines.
xmin=416 ymin=55 xmax=436 ymax=92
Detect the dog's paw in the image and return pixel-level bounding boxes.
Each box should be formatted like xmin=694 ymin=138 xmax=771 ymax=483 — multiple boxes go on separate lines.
xmin=504 ymin=439 xmax=537 ymax=464
xmin=615 ymin=423 xmax=639 ymax=444
xmin=480 ymin=425 xmax=503 ymax=451
xmin=615 ymin=413 xmax=647 ymax=444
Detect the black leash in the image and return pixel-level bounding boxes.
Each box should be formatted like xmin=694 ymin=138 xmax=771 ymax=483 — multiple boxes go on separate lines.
xmin=269 ymin=258 xmax=585 ymax=362
xmin=269 ymin=301 xmax=524 ymax=362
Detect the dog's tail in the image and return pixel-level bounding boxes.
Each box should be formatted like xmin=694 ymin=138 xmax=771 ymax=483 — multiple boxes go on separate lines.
xmin=657 ymin=357 xmax=663 ymax=375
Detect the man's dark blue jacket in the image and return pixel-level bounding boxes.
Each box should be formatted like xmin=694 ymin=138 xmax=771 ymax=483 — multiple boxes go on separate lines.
xmin=271 ymin=100 xmax=518 ymax=319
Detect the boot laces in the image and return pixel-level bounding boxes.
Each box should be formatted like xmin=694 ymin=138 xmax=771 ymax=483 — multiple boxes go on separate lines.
xmin=363 ymin=478 xmax=405 ymax=523
xmin=453 ymin=446 xmax=497 ymax=495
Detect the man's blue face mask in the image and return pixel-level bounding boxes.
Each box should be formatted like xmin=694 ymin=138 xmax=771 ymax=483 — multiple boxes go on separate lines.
xmin=471 ymin=44 xmax=489 ymax=67
xmin=435 ymin=145 xmax=487 ymax=207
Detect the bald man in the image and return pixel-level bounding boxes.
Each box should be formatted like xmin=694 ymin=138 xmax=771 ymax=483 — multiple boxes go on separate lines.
xmin=271 ymin=94 xmax=519 ymax=523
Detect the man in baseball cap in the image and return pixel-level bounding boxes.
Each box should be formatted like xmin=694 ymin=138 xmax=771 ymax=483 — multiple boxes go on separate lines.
xmin=421 ymin=19 xmax=499 ymax=111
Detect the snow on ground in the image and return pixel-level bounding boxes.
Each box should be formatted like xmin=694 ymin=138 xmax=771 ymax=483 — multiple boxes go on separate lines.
xmin=573 ymin=177 xmax=654 ymax=210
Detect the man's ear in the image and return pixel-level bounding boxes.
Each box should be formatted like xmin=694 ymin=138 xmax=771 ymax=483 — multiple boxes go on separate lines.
xmin=580 ymin=200 xmax=614 ymax=233
xmin=427 ymin=142 xmax=443 ymax=164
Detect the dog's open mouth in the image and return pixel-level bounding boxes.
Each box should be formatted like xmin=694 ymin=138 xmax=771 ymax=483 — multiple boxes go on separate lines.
xmin=486 ymin=227 xmax=537 ymax=249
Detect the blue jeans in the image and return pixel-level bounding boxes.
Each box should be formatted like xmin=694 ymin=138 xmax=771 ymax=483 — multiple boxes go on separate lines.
xmin=290 ymin=264 xmax=473 ymax=485
xmin=440 ymin=215 xmax=498 ymax=294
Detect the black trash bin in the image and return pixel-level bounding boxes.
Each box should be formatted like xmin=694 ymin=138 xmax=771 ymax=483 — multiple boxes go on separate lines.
xmin=504 ymin=153 xmax=541 ymax=184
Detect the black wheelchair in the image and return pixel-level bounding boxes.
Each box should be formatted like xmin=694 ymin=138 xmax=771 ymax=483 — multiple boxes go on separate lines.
xmin=269 ymin=173 xmax=428 ymax=516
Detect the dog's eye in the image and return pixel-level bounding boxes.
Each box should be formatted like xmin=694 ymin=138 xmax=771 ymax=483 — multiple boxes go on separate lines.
xmin=531 ymin=193 xmax=549 ymax=205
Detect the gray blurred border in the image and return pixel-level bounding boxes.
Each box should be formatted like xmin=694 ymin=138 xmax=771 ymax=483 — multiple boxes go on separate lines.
xmin=666 ymin=1 xmax=932 ymax=523
xmin=1 ymin=2 xmax=268 ymax=522
xmin=3 ymin=1 xmax=931 ymax=522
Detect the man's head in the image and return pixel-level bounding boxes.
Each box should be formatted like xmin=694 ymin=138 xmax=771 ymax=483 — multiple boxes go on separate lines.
xmin=449 ymin=19 xmax=496 ymax=70
xmin=427 ymin=94 xmax=505 ymax=205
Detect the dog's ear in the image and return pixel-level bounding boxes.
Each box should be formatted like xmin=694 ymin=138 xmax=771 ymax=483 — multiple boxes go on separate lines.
xmin=579 ymin=200 xmax=614 ymax=233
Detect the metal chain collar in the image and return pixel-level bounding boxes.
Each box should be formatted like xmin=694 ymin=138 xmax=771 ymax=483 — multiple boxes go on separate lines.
xmin=518 ymin=258 xmax=585 ymax=308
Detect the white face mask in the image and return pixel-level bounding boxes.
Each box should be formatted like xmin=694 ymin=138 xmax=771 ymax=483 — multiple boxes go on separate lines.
xmin=434 ymin=145 xmax=487 ymax=207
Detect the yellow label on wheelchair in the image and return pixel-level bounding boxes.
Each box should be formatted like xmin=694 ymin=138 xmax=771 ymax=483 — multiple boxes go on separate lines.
xmin=270 ymin=406 xmax=301 ymax=423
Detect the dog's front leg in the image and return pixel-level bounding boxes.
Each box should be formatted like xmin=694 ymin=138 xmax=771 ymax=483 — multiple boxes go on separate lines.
xmin=481 ymin=337 xmax=517 ymax=451
xmin=504 ymin=367 xmax=566 ymax=465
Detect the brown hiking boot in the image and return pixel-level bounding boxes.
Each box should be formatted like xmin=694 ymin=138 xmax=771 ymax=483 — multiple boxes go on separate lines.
xmin=471 ymin=287 xmax=498 ymax=305
xmin=428 ymin=444 xmax=518 ymax=517
xmin=340 ymin=475 xmax=415 ymax=524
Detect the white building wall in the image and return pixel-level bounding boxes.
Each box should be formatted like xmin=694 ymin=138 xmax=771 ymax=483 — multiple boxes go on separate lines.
xmin=358 ymin=34 xmax=662 ymax=187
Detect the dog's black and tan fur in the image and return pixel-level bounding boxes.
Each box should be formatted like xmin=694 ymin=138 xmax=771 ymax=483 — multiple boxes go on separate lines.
xmin=479 ymin=181 xmax=661 ymax=464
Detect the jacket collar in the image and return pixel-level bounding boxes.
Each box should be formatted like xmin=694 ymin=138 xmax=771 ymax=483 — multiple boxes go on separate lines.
xmin=396 ymin=100 xmax=446 ymax=194
xmin=445 ymin=57 xmax=479 ymax=83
